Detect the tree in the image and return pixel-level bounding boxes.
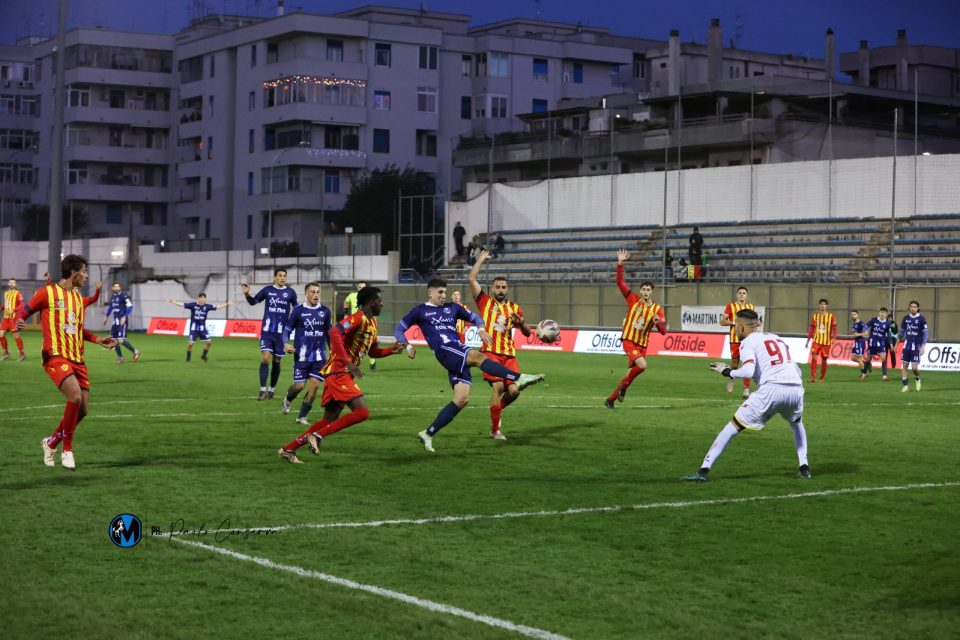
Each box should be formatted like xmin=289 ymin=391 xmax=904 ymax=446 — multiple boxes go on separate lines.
xmin=19 ymin=204 xmax=89 ymax=241
xmin=336 ymin=165 xmax=434 ymax=253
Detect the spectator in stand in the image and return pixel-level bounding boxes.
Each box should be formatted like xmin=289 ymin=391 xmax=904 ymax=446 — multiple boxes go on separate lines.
xmin=493 ymin=234 xmax=505 ymax=258
xmin=688 ymin=226 xmax=704 ymax=266
xmin=675 ymin=257 xmax=688 ymax=281
xmin=664 ymin=249 xmax=673 ymax=271
xmin=466 ymin=241 xmax=480 ymax=266
xmin=452 ymin=221 xmax=466 ymax=257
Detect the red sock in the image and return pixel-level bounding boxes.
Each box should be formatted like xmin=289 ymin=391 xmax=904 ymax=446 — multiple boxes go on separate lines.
xmin=317 ymin=407 xmax=370 ymax=438
xmin=809 ymin=357 xmax=817 ymax=379
xmin=60 ymin=401 xmax=82 ymax=452
xmin=0 ymin=336 xmax=7 ymax=352
xmin=47 ymin=419 xmax=66 ymax=447
xmin=820 ymin=360 xmax=828 ymax=380
xmin=625 ymin=365 xmax=645 ymax=385
xmin=743 ymin=378 xmax=750 ymax=389
xmin=490 ymin=403 xmax=502 ymax=432
xmin=15 ymin=335 xmax=24 ymax=354
xmin=282 ymin=419 xmax=330 ymax=451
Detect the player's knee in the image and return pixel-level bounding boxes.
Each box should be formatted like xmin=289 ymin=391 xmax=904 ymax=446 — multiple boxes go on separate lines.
xmin=352 ymin=406 xmax=370 ymax=422
xmin=454 ymin=397 xmax=470 ymax=409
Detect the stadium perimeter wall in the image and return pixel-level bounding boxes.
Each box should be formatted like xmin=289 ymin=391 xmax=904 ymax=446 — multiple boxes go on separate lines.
xmin=446 ymin=153 xmax=960 ymax=265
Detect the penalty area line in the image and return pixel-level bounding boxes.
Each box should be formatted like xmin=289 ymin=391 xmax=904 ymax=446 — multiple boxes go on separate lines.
xmin=170 ymin=536 xmax=571 ymax=640
xmin=199 ymin=481 xmax=960 ymax=537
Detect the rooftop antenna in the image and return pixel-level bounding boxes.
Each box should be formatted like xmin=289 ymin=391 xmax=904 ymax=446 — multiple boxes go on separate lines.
xmin=535 ymin=0 xmax=541 ymax=20
xmin=734 ymin=12 xmax=744 ymax=48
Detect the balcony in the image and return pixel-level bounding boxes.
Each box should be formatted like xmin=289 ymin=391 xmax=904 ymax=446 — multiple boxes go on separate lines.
xmin=176 ymin=158 xmax=202 ymax=179
xmin=64 ymin=144 xmax=170 ymax=165
xmin=300 ymin=147 xmax=367 ymax=169
xmin=66 ymin=182 xmax=168 ymax=203
xmin=65 ymin=105 xmax=172 ymax=128
xmin=65 ymin=66 xmax=174 ymax=90
xmin=265 ymin=102 xmax=367 ymax=126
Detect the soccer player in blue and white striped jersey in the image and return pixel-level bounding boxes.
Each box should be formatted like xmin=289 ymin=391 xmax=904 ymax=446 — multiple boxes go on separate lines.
xmin=282 ymin=282 xmax=332 ymax=424
xmin=241 ymin=268 xmax=298 ymax=400
xmin=898 ymin=300 xmax=928 ymax=392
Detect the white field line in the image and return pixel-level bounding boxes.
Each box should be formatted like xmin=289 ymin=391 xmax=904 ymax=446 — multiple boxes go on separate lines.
xmin=170 ymin=537 xmax=571 ymax=640
xmin=193 ymin=482 xmax=960 ymax=537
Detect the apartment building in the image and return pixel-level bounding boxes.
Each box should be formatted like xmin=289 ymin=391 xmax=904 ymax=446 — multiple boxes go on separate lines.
xmin=0 ymin=44 xmax=39 ymax=234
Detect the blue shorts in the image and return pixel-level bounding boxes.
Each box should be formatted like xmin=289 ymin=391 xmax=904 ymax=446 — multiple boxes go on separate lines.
xmin=110 ymin=323 xmax=128 ymax=339
xmin=900 ymin=347 xmax=921 ymax=364
xmin=852 ymin=342 xmax=866 ymax=356
xmin=259 ymin=333 xmax=286 ymax=357
xmin=867 ymin=344 xmax=886 ymax=357
xmin=189 ymin=329 xmax=211 ymax=343
xmin=434 ymin=343 xmax=472 ymax=387
xmin=293 ymin=361 xmax=325 ymax=384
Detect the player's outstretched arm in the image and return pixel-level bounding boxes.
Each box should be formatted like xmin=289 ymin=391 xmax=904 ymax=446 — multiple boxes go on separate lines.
xmin=467 ymin=249 xmax=490 ymax=298
xmin=240 ymin=283 xmax=258 ymax=305
xmin=167 ymin=298 xmax=184 ymax=307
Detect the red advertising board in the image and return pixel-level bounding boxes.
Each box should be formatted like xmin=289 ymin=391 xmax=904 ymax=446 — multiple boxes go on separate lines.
xmin=147 ymin=317 xmax=187 ymax=336
xmin=224 ymin=319 xmax=263 ymax=338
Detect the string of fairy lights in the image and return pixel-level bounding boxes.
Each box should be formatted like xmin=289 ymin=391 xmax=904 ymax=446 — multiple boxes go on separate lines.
xmin=262 ymin=75 xmax=366 ymax=89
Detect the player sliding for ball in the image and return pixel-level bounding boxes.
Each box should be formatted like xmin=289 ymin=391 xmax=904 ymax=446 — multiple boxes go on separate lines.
xmin=467 ymin=249 xmax=544 ymax=440
xmin=394 ymin=277 xmax=544 ymax=453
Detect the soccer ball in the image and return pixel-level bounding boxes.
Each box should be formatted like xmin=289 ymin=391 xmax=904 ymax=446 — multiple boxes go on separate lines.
xmin=536 ymin=319 xmax=561 ymax=343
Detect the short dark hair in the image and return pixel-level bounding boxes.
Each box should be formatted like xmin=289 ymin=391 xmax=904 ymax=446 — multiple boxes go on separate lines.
xmin=736 ymin=308 xmax=760 ymax=321
xmin=879 ymin=306 xmax=888 ymax=312
xmin=304 ymin=281 xmax=320 ymax=292
xmin=427 ymin=278 xmax=447 ymax=290
xmin=851 ymin=309 xmax=859 ymax=314
xmin=357 ymin=285 xmax=382 ymax=307
xmin=640 ymin=280 xmax=655 ymax=289
xmin=492 ymin=276 xmax=508 ymax=285
xmin=818 ymin=298 xmax=828 ymax=304
xmin=60 ymin=254 xmax=87 ymax=280
xmin=274 ymin=267 xmax=287 ymax=277
xmin=198 ymin=292 xmax=206 ymax=298
xmin=112 ymin=281 xmax=121 ymax=286
xmin=909 ymin=300 xmax=920 ymax=308
xmin=737 ymin=286 xmax=748 ymax=293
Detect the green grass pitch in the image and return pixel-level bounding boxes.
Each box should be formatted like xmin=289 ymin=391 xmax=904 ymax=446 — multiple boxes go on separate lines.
xmin=1 ymin=332 xmax=958 ymax=639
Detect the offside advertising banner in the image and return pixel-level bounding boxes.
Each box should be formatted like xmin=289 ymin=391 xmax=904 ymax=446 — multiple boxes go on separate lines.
xmin=147 ymin=317 xmax=259 ymax=338
xmin=680 ymin=305 xmax=766 ymax=333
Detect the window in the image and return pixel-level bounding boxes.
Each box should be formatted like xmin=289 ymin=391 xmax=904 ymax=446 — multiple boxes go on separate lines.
xmin=532 ymin=58 xmax=548 ymax=80
xmin=267 ymin=42 xmax=278 ymax=64
xmin=262 ymin=75 xmax=366 ymax=108
xmin=633 ymin=54 xmax=646 ymax=79
xmin=374 ymin=90 xmax=391 ymax=110
xmin=490 ymin=96 xmax=507 ymax=119
xmin=106 ymin=204 xmax=122 ymax=225
xmin=208 ymin=54 xmax=215 ymax=78
xmin=67 ymin=165 xmax=87 ymax=184
xmin=489 ymin=52 xmax=508 ymax=77
xmin=375 ymin=43 xmax=391 ymax=67
xmin=205 ymin=176 xmax=212 ymax=200
xmin=373 ymin=128 xmax=390 ymax=153
xmin=248 ymin=91 xmax=255 ymax=110
xmin=415 ymin=130 xmax=437 ymax=157
xmin=461 ymin=54 xmax=471 ymax=77
xmin=68 ymin=87 xmax=89 ymax=107
xmin=418 ymin=45 xmax=438 ymax=70
xmin=247 ymin=171 xmax=254 ymax=195
xmin=326 ymin=39 xmax=343 ymax=62
xmin=251 ymin=44 xmax=257 ymax=67
xmin=573 ymin=62 xmax=583 ymax=83
xmin=246 ymin=214 xmax=253 ymax=239
xmin=324 ymin=125 xmax=359 ymax=151
xmin=261 ymin=213 xmax=269 ymax=238
xmin=475 ymin=53 xmax=487 ymax=76
xmin=208 ymin=95 xmax=214 ymax=117
xmin=179 ymin=56 xmax=202 ymax=83
xmin=248 ymin=129 xmax=255 ymax=153
xmin=143 ymin=205 xmax=154 ymax=225
xmin=207 ymin=135 xmax=213 ymax=160
xmin=324 ymin=170 xmax=340 ymax=193
xmin=417 ymin=86 xmax=437 ymax=113
xmin=532 ymin=98 xmax=548 ymax=113
xmin=610 ymin=64 xmax=620 ymax=86
xmin=205 ymin=218 xmax=211 ymax=239
xmin=460 ymin=96 xmax=471 ymax=120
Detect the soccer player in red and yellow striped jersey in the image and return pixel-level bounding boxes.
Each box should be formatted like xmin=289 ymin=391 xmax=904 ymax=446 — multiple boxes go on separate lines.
xmin=1 ymin=278 xmax=27 ymax=360
xmin=468 ymin=249 xmax=539 ymax=439
xmin=450 ymin=290 xmax=471 ymax=343
xmin=720 ymin=286 xmax=756 ymax=397
xmin=805 ymin=298 xmax=837 ymax=382
xmin=278 ymin=286 xmax=406 ymax=462
xmin=16 ymin=255 xmax=117 ymax=470
xmin=606 ymin=250 xmax=667 ymax=408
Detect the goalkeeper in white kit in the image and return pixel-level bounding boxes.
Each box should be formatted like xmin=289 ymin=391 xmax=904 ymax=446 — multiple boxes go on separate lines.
xmin=685 ymin=308 xmax=811 ymax=482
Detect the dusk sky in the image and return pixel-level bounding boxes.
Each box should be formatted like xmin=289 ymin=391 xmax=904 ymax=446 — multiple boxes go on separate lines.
xmin=3 ymin=0 xmax=959 ymax=67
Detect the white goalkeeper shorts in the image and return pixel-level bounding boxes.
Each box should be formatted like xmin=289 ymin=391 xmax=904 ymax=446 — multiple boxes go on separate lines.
xmin=733 ymin=382 xmax=804 ymax=430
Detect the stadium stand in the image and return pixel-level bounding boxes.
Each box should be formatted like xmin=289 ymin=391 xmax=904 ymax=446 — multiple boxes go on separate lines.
xmin=439 ymin=214 xmax=960 ymax=284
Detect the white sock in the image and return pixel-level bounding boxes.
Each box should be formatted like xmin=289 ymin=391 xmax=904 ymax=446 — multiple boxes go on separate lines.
xmin=791 ymin=420 xmax=808 ymax=467
xmin=701 ymin=422 xmax=739 ymax=469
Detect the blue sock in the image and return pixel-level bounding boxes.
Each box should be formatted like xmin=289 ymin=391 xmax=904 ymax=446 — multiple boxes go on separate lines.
xmin=115 ymin=345 xmax=122 ymax=358
xmin=201 ymin=349 xmax=209 ymax=359
xmin=881 ymin=361 xmax=887 ymax=376
xmin=270 ymin=361 xmax=282 ymax=387
xmin=426 ymin=401 xmax=462 ymax=436
xmin=298 ymin=401 xmax=313 ymax=419
xmin=479 ymin=358 xmax=520 ymax=381
xmin=186 ymin=350 xmax=192 ymax=362
xmin=259 ymin=363 xmax=269 ymax=387
xmin=123 ymin=340 xmax=136 ymax=353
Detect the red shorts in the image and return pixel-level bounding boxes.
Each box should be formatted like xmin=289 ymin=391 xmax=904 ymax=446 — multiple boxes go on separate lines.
xmin=623 ymin=340 xmax=647 ymax=366
xmin=321 ymin=371 xmax=362 ymax=406
xmin=0 ymin=318 xmax=17 ymax=332
xmin=730 ymin=342 xmax=742 ymax=359
xmin=44 ymin=356 xmax=90 ymax=390
xmin=809 ymin=343 xmax=830 ymax=359
xmin=482 ymin=352 xmax=519 ymax=383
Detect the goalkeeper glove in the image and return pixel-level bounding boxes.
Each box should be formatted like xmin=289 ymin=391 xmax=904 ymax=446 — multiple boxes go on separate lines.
xmin=709 ymin=362 xmax=732 ymax=377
